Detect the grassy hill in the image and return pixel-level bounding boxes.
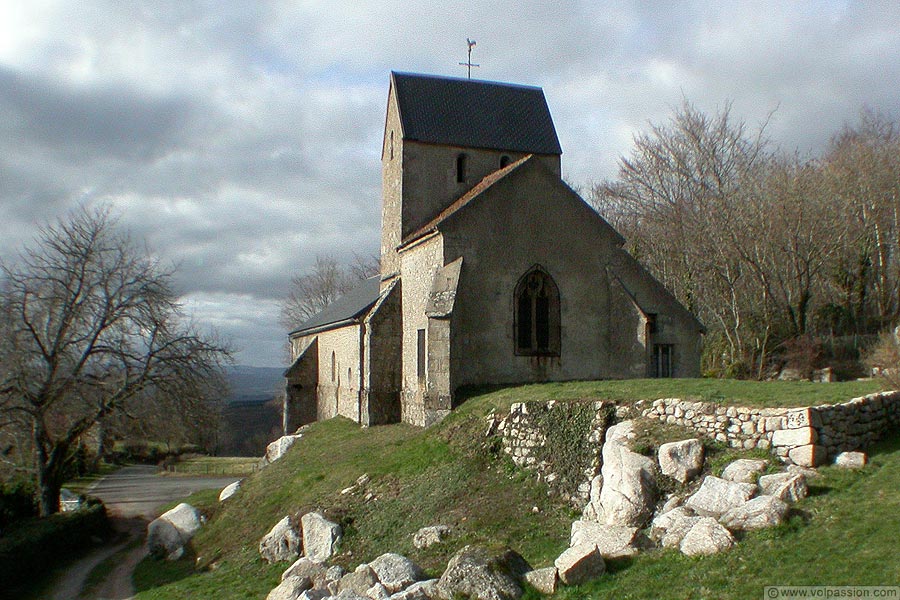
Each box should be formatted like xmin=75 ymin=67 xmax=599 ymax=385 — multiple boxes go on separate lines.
xmin=132 ymin=379 xmax=899 ymax=599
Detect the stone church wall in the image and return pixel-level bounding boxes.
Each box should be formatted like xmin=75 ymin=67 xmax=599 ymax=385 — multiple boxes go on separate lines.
xmin=313 ymin=326 xmax=363 ymax=422
xmin=440 ymin=160 xmax=700 ymax=390
xmin=363 ymin=283 xmax=403 ymax=425
xmin=399 ymin=234 xmax=444 ymax=426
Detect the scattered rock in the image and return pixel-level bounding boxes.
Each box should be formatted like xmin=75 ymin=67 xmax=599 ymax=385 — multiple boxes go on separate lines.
xmin=338 ymin=564 xmax=379 ymax=596
xmin=259 ymin=516 xmax=303 ymax=564
xmin=594 ymin=421 xmax=657 ymax=527
xmin=661 ymin=514 xmax=701 ymax=549
xmin=787 ymin=464 xmax=820 ymax=479
xmin=413 ymin=525 xmax=451 ymax=549
xmin=298 ymin=590 xmax=330 ymax=600
xmin=719 ymin=495 xmax=789 ymax=531
xmin=267 ymin=575 xmax=312 ymax=600
xmin=367 ymin=582 xmax=391 ymax=600
xmin=685 ymin=476 xmax=757 ymax=517
xmin=554 ymin=543 xmax=606 ymax=586
xmin=834 ymin=451 xmax=867 ymax=469
xmin=334 ymin=589 xmax=369 ymax=600
xmin=787 ymin=444 xmax=827 ymax=468
xmin=218 ymin=480 xmax=242 ymax=502
xmin=282 ymin=557 xmax=327 ymax=582
xmin=523 ymin=567 xmax=558 ymax=595
xmin=758 ymin=473 xmax=808 ymax=503
xmin=679 ymin=517 xmax=735 ymax=556
xmin=301 ymin=512 xmax=342 ymax=562
xmin=657 ymin=439 xmax=704 ymax=483
xmin=147 ymin=503 xmax=203 ymax=560
xmin=649 ymin=506 xmax=693 ymax=542
xmin=436 ymin=545 xmax=526 ymax=600
xmin=569 ymin=520 xmax=641 ymax=558
xmin=390 ymin=579 xmax=439 ymax=600
xmin=369 ymin=553 xmax=423 ymax=593
xmin=266 ymin=434 xmax=304 ymax=463
xmin=720 ymin=459 xmax=768 ymax=483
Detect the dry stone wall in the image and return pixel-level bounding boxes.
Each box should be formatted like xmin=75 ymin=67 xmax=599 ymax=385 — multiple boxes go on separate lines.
xmin=490 ymin=400 xmax=611 ymax=502
xmin=641 ymin=391 xmax=900 ymax=467
xmin=492 ymin=391 xmax=900 ymax=473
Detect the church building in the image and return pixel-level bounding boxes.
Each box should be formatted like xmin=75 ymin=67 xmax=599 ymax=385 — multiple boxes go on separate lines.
xmin=284 ymin=72 xmax=704 ymax=430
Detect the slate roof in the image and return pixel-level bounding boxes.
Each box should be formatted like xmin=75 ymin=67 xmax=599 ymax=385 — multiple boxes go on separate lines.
xmin=289 ymin=276 xmax=382 ymax=336
xmin=392 ymin=72 xmax=562 ymax=155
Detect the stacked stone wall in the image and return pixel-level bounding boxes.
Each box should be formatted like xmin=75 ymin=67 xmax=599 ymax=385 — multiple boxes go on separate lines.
xmin=490 ymin=400 xmax=610 ymax=502
xmin=641 ymin=391 xmax=900 ymax=467
xmin=491 ymin=391 xmax=900 ymax=474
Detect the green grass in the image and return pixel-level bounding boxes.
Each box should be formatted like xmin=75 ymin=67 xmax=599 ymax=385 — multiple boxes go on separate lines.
xmin=458 ymin=378 xmax=886 ymax=414
xmin=161 ymin=456 xmax=262 ymax=477
xmin=130 ymin=379 xmax=899 ymax=599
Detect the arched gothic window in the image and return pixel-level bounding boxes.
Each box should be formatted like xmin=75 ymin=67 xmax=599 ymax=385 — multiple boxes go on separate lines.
xmin=499 ymin=155 xmax=511 ymax=168
xmin=514 ymin=266 xmax=561 ymax=356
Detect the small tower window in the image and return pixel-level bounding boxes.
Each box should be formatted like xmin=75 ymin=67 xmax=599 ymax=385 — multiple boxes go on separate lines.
xmin=417 ymin=329 xmax=426 ymax=380
xmin=500 ymin=155 xmax=511 ymax=168
xmin=514 ymin=266 xmax=561 ymax=356
xmin=456 ymin=153 xmax=468 ymax=183
xmin=331 ymin=351 xmax=336 ymax=382
xmin=389 ymin=131 xmax=394 ymax=160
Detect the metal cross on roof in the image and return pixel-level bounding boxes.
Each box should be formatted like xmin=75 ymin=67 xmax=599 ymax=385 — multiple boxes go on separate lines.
xmin=458 ymin=38 xmax=479 ymax=79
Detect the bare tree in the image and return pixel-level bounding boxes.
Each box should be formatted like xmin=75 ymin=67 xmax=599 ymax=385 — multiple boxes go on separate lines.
xmin=0 ymin=207 xmax=231 ymax=516
xmin=279 ymin=253 xmax=379 ymax=330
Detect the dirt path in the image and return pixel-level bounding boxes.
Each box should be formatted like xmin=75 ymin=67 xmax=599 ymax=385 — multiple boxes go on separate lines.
xmin=48 ymin=466 xmax=240 ymax=600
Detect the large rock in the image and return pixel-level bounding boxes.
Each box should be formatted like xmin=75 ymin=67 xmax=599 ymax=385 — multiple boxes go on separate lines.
xmin=649 ymin=506 xmax=693 ymax=542
xmin=523 ymin=567 xmax=558 ymax=595
xmin=554 ymin=543 xmax=606 ymax=586
xmin=147 ymin=503 xmax=203 ymax=560
xmin=595 ymin=421 xmax=657 ymax=527
xmin=301 ymin=511 xmax=342 ymax=562
xmin=390 ymin=579 xmax=439 ymax=600
xmin=834 ymin=451 xmax=867 ymax=469
xmin=661 ymin=515 xmax=701 ymax=549
xmin=338 ymin=564 xmax=379 ymax=596
xmin=266 ymin=434 xmax=303 ymax=463
xmin=679 ymin=517 xmax=735 ymax=556
xmin=657 ymin=439 xmax=704 ymax=483
xmin=218 ymin=480 xmax=242 ymax=502
xmin=720 ymin=459 xmax=768 ymax=483
xmin=758 ymin=473 xmax=808 ymax=503
xmin=370 ymin=553 xmax=423 ymax=593
xmin=260 ymin=516 xmax=303 ymax=564
xmin=282 ymin=557 xmax=327 ymax=582
xmin=569 ymin=520 xmax=641 ymax=558
xmin=788 ymin=444 xmax=827 ymax=468
xmin=436 ymin=545 xmax=526 ymax=600
xmin=267 ymin=575 xmax=313 ymax=600
xmin=719 ymin=495 xmax=789 ymax=531
xmin=413 ymin=525 xmax=451 ymax=549
xmin=685 ymin=476 xmax=757 ymax=517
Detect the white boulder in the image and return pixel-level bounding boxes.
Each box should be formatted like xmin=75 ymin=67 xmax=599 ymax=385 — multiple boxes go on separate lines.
xmin=554 ymin=543 xmax=606 ymax=586
xmin=147 ymin=503 xmax=204 ymax=560
xmin=758 ymin=472 xmax=808 ymax=503
xmin=719 ymin=495 xmax=789 ymax=531
xmin=218 ymin=480 xmax=242 ymax=502
xmin=657 ymin=439 xmax=704 ymax=483
xmin=685 ymin=476 xmax=757 ymax=517
xmin=260 ymin=516 xmax=303 ymax=564
xmin=679 ymin=517 xmax=735 ymax=556
xmin=720 ymin=459 xmax=768 ymax=483
xmin=301 ymin=511 xmax=342 ymax=562
xmin=266 ymin=434 xmax=303 ymax=463
xmin=834 ymin=451 xmax=867 ymax=469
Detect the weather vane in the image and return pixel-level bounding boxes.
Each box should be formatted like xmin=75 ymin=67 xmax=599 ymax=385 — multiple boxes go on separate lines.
xmin=459 ymin=38 xmax=479 ymax=79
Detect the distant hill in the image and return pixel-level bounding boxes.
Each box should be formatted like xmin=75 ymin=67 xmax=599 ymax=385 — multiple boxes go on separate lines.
xmin=225 ymin=365 xmax=285 ymax=404
xmin=219 ymin=366 xmax=285 ymax=456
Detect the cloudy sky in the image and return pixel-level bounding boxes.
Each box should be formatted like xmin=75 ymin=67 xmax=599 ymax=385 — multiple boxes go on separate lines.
xmin=2 ymin=1 xmax=899 ymax=367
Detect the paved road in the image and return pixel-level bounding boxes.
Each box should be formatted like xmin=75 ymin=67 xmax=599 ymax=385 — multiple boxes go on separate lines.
xmin=50 ymin=465 xmax=241 ymax=600
xmin=88 ymin=465 xmax=240 ymax=519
